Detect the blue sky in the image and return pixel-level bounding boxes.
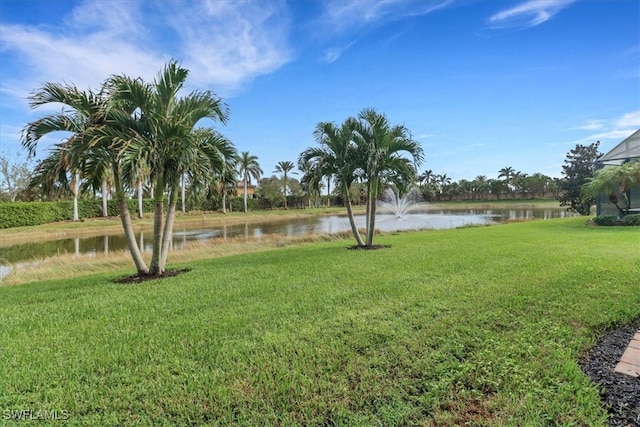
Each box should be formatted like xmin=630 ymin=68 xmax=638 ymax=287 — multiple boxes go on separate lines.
xmin=0 ymin=0 xmax=638 ymax=181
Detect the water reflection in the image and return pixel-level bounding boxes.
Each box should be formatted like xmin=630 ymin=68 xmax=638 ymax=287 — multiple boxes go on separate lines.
xmin=0 ymin=208 xmax=576 ymax=277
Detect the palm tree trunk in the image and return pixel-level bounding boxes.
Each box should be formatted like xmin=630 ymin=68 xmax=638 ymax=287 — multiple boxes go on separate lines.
xmin=243 ymin=176 xmax=248 ymax=213
xmin=343 ymin=184 xmax=365 ymax=246
xmin=113 ymin=169 xmax=148 ymax=274
xmin=159 ymin=187 xmax=178 ymax=273
xmin=118 ymin=196 xmax=149 ymax=274
xmin=222 ymin=191 xmax=227 ymax=214
xmin=149 ymin=172 xmax=165 ymax=275
xmin=137 ymin=179 xmax=144 ymax=219
xmin=366 ymin=179 xmax=379 ymax=246
xmin=101 ymin=178 xmax=108 ymax=217
xmin=283 ymin=178 xmax=288 ymax=209
xmin=181 ymin=174 xmax=186 ymax=213
xmin=72 ymin=172 xmax=79 ymax=221
xmin=327 ymin=177 xmax=331 ymax=207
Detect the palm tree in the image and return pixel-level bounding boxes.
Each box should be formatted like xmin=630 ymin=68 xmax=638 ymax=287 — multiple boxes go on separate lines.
xmin=274 ymin=160 xmax=296 ymax=209
xmin=297 ymin=158 xmax=321 ymax=208
xmin=132 ymin=159 xmax=151 ymax=219
xmin=300 ymin=118 xmax=365 ymax=246
xmin=20 ymin=82 xmax=106 ymax=222
xmin=28 ymin=141 xmax=80 ymax=219
xmin=21 ymin=81 xmax=150 ymax=274
xmin=418 ymin=169 xmax=434 ymax=186
xmin=498 ymin=166 xmax=516 ymax=194
xmin=498 ymin=166 xmax=515 ymax=181
xmin=106 ymin=60 xmax=230 ymax=276
xmin=187 ymin=128 xmax=238 ymax=214
xmin=353 ymin=108 xmax=424 ymax=246
xmin=238 ymin=151 xmax=263 ymax=212
xmin=583 ymin=160 xmax=640 ymax=217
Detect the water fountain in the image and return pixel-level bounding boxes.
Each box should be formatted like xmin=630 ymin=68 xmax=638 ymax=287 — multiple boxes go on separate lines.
xmin=377 ymin=188 xmax=426 ymax=219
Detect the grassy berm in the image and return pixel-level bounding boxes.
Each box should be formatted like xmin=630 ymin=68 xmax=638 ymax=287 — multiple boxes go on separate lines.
xmin=1 ymin=217 xmax=639 ymax=426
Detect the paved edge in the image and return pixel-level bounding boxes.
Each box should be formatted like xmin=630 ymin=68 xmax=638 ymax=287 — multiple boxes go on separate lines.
xmin=614 ymin=330 xmax=640 ymax=377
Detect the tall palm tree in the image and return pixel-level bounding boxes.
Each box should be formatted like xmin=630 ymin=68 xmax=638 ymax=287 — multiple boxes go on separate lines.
xmin=107 ymin=60 xmax=230 ymax=276
xmin=187 ymin=128 xmax=238 ymax=214
xmin=301 ymin=118 xmax=365 ymax=246
xmin=353 ymin=108 xmax=423 ymax=246
xmin=20 ymin=82 xmax=106 ymax=222
xmin=21 ymin=81 xmax=150 ymax=274
xmin=274 ymin=160 xmax=296 ymax=209
xmin=238 ymin=151 xmax=262 ymax=212
xmin=498 ymin=166 xmax=515 ymax=194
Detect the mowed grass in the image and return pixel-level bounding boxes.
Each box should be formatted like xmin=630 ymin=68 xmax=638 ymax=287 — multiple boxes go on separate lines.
xmin=1 ymin=217 xmax=639 ymax=426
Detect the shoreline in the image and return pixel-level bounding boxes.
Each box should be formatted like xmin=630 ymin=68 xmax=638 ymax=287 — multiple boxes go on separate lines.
xmin=0 ymin=199 xmax=565 ymax=245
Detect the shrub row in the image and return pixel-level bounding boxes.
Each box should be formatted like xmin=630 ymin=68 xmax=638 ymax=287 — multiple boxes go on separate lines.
xmin=592 ymin=214 xmax=640 ymax=226
xmin=0 ymin=199 xmax=157 ymax=229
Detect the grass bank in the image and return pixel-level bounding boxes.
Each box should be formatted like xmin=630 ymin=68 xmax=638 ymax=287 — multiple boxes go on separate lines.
xmin=1 ymin=217 xmax=638 ymax=425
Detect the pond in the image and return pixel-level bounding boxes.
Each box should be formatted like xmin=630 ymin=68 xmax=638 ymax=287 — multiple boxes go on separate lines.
xmin=0 ymin=207 xmax=576 ymax=279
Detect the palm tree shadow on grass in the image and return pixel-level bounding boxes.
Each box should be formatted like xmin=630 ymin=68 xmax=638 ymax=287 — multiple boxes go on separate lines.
xmin=114 ymin=268 xmax=192 ymax=284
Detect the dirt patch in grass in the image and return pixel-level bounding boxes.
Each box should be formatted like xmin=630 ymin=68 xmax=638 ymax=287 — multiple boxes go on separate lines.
xmin=115 ymin=268 xmax=192 ymax=284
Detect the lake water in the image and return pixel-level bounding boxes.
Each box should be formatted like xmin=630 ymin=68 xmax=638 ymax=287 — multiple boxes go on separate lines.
xmin=0 ymin=208 xmax=576 ymax=278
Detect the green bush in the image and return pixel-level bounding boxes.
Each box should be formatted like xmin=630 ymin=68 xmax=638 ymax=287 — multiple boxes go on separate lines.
xmin=622 ymin=213 xmax=640 ymax=226
xmin=0 ymin=198 xmax=158 ymax=229
xmin=592 ymin=215 xmax=620 ymax=226
xmin=0 ymin=202 xmax=67 ymax=228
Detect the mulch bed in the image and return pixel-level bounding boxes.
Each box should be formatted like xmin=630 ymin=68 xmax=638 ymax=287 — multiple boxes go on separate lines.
xmin=347 ymin=244 xmax=391 ymax=250
xmin=114 ymin=268 xmax=192 ymax=284
xmin=580 ymin=318 xmax=640 ymax=427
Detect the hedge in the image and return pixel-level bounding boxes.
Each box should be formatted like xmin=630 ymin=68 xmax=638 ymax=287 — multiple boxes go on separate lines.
xmin=0 ymin=199 xmax=157 ymax=229
xmin=592 ymin=213 xmax=640 ymax=227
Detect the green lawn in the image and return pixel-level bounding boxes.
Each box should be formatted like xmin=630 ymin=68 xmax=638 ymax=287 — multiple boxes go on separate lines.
xmin=1 ymin=217 xmax=639 ymax=426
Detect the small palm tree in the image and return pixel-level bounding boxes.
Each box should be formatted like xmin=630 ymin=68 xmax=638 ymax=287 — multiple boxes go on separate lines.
xmin=274 ymin=160 xmax=296 ymax=209
xmin=29 ymin=141 xmax=80 ymax=219
xmin=353 ymin=108 xmax=424 ymax=246
xmin=106 ymin=60 xmax=231 ymax=276
xmin=301 ymin=118 xmax=365 ymax=246
xmin=583 ymin=160 xmax=640 ymax=217
xmin=238 ymin=151 xmax=263 ymax=212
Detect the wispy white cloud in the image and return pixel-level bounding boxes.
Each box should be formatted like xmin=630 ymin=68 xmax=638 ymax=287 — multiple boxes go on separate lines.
xmin=572 ymin=110 xmax=640 ymax=145
xmin=314 ymin=0 xmax=454 ymax=63
xmin=488 ymin=0 xmax=577 ymax=29
xmin=572 ymin=120 xmax=606 ymax=131
xmin=616 ymin=110 xmax=640 ymax=128
xmin=322 ymin=41 xmax=356 ymax=64
xmin=163 ymin=0 xmax=292 ymax=91
xmin=0 ymin=0 xmax=292 ymax=106
xmin=319 ymin=0 xmax=455 ymax=33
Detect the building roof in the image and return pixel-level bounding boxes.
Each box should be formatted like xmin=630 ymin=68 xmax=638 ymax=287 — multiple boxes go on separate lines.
xmin=598 ymin=129 xmax=640 ymax=165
